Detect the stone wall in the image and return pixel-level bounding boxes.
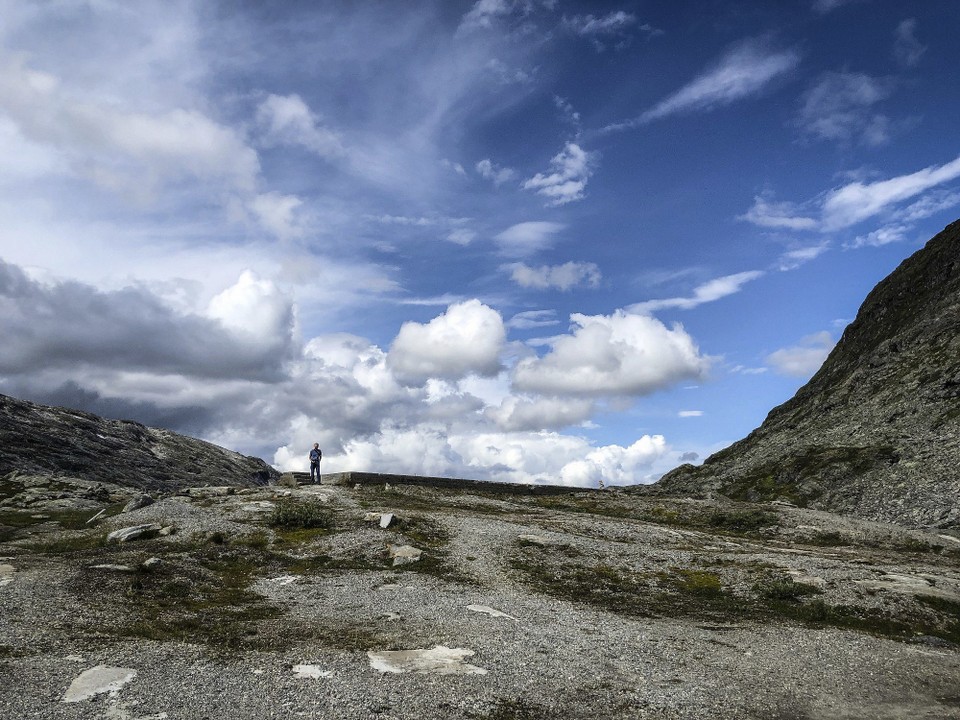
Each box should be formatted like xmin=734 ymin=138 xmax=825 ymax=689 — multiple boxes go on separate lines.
xmin=319 ymin=471 xmax=589 ymax=495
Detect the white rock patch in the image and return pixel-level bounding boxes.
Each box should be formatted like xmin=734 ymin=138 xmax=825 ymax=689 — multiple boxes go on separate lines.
xmin=367 ymin=646 xmax=487 ymax=675
xmin=467 ymin=604 xmax=518 ymax=621
xmin=292 ymin=664 xmax=333 ymax=679
xmin=62 ymin=665 xmax=137 ymax=703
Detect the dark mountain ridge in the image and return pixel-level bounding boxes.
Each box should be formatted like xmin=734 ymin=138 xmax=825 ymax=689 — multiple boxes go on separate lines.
xmin=0 ymin=392 xmax=278 ymax=492
xmin=655 ymin=219 xmax=960 ymax=529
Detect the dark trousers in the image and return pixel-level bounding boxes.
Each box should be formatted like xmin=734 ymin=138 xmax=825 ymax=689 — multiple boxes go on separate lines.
xmin=310 ymin=462 xmax=321 ymax=483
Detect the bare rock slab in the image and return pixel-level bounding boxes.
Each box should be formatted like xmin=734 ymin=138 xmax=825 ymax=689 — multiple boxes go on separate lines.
xmin=62 ymin=665 xmax=137 ymax=703
xmin=0 ymin=563 xmax=14 ymax=587
xmin=367 ymin=646 xmax=487 ymax=675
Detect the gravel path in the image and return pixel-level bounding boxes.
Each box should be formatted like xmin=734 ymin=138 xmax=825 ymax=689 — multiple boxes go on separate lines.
xmin=1 ymin=482 xmax=958 ymax=719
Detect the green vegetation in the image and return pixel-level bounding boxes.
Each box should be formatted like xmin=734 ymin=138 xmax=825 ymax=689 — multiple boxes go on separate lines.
xmin=268 ymin=498 xmax=335 ymax=530
xmin=706 ymin=509 xmax=778 ymax=533
xmin=109 ymin=544 xmax=285 ymax=651
xmin=511 ymin=542 xmax=960 ymax=644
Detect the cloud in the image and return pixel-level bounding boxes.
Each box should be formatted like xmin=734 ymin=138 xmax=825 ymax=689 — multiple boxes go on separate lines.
xmin=522 ymin=142 xmax=596 ymax=206
xmin=894 ymin=19 xmax=926 ymax=67
xmin=0 ymin=55 xmax=259 ymax=196
xmin=747 ymin=155 xmax=960 ymax=236
xmin=255 ymin=93 xmax=343 ymax=159
xmin=740 ymin=195 xmax=818 ymax=230
xmin=447 ymin=228 xmax=478 ymax=245
xmin=486 ymin=395 xmax=596 ymax=431
xmin=494 ymin=221 xmax=565 ymax=257
xmin=506 ymin=261 xmax=601 ymax=291
xmin=778 ymin=244 xmax=830 ymax=271
xmin=558 ymin=435 xmax=668 ymax=487
xmin=678 ymin=410 xmax=704 ymax=418
xmin=476 ymin=158 xmax=516 ymax=186
xmin=512 ymin=310 xmax=708 ymax=398
xmin=0 ymin=259 xmax=293 ymax=381
xmin=460 ymin=0 xmax=515 ymax=30
xmin=766 ymin=331 xmax=834 ymax=377
xmin=561 ymin=11 xmax=659 ymax=51
xmin=563 ymin=11 xmax=637 ymax=36
xmin=846 ymin=224 xmax=910 ymax=249
xmin=246 ymin=192 xmax=304 ymax=239
xmin=388 ymin=300 xmax=506 ymax=385
xmin=812 ymin=0 xmax=863 ymax=14
xmin=821 ymin=154 xmax=960 ymax=229
xmin=796 ymin=72 xmax=894 ymax=146
xmin=506 ymin=309 xmax=559 ymax=330
xmin=629 ymin=271 xmax=764 ymax=313
xmin=604 ymin=39 xmax=800 ymax=131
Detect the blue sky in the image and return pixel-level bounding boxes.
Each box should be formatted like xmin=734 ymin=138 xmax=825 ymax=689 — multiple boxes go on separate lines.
xmin=1 ymin=0 xmax=958 ymax=486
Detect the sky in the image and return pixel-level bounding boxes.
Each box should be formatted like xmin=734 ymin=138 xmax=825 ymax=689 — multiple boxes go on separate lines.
xmin=1 ymin=0 xmax=959 ymax=487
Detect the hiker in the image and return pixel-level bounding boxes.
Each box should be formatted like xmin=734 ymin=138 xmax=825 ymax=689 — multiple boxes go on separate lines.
xmin=309 ymin=443 xmax=322 ymax=484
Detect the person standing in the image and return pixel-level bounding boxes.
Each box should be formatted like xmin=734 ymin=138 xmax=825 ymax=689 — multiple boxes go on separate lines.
xmin=309 ymin=443 xmax=322 ymax=484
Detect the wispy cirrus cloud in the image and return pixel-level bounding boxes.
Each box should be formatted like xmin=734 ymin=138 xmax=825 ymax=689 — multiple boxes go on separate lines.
xmin=602 ymin=39 xmax=800 ymax=132
xmin=629 ymin=271 xmax=764 ymax=314
xmin=795 ymin=72 xmax=895 ymax=146
xmin=894 ymin=18 xmax=926 ymax=68
xmin=742 ymin=154 xmax=960 ymax=243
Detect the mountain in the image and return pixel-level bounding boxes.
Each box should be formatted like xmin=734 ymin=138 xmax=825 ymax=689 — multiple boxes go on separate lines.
xmin=0 ymin=392 xmax=278 ymax=492
xmin=655 ymin=219 xmax=960 ymax=529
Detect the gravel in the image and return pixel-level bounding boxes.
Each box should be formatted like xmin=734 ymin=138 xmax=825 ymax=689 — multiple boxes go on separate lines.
xmin=1 ymin=482 xmax=958 ymax=719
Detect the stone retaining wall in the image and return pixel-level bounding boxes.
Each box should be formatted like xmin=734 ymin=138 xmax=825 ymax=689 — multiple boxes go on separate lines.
xmin=318 ymin=471 xmax=590 ymax=495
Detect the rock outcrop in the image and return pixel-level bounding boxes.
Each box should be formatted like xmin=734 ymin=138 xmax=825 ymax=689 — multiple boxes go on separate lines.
xmin=0 ymin=392 xmax=278 ymax=492
xmin=655 ymin=219 xmax=960 ymax=529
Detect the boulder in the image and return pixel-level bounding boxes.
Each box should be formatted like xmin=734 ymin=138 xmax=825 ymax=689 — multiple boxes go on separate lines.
xmin=106 ymin=523 xmax=162 ymax=543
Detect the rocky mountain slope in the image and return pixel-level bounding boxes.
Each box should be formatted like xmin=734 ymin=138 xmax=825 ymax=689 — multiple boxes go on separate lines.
xmin=0 ymin=393 xmax=278 ymax=493
xmin=655 ymin=219 xmax=960 ymax=530
xmin=1 ymin=478 xmax=959 ymax=719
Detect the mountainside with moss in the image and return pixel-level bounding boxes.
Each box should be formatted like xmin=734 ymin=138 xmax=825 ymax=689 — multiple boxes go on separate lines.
xmin=0 ymin=392 xmax=278 ymax=492
xmin=655 ymin=219 xmax=960 ymax=529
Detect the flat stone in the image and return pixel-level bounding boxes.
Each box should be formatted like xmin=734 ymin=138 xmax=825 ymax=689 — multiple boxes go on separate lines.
xmin=239 ymin=500 xmax=276 ymax=513
xmin=158 ymin=526 xmax=176 ymax=536
xmin=90 ymin=564 xmax=136 ymax=573
xmin=292 ymin=664 xmax=332 ymax=679
xmin=267 ymin=575 xmax=298 ymax=585
xmin=141 ymin=557 xmax=162 ymax=571
xmin=367 ymin=646 xmax=487 ymax=675
xmin=62 ymin=665 xmax=137 ymax=703
xmin=518 ymin=534 xmax=550 ymax=546
xmin=364 ymin=512 xmax=382 ymax=522
xmin=467 ymin=604 xmax=518 ymax=621
xmin=379 ymin=513 xmax=395 ymax=529
xmin=106 ymin=524 xmax=162 ymax=543
xmin=388 ymin=544 xmax=422 ymax=566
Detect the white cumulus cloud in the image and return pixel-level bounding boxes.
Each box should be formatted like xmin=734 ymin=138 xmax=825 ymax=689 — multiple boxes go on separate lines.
xmin=388 ymin=300 xmax=506 ymax=385
xmin=512 ymin=310 xmax=709 ymax=398
xmin=256 ymin=93 xmax=343 ymax=159
xmin=766 ymin=331 xmax=834 ymax=377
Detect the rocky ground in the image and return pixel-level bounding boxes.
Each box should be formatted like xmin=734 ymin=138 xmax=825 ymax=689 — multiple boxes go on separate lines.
xmin=1 ymin=474 xmax=959 ymax=720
